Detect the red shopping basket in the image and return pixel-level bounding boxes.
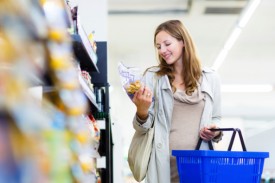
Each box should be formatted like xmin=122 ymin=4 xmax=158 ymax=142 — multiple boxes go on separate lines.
xmin=172 ymin=128 xmax=269 ymax=183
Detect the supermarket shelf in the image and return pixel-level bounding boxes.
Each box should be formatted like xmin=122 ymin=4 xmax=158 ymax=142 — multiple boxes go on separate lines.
xmin=78 ymin=74 xmax=100 ymax=111
xmin=71 ymin=24 xmax=99 ymax=73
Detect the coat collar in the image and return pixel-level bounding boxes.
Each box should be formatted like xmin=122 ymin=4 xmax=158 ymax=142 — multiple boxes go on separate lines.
xmin=159 ymin=75 xmax=172 ymax=90
xmin=201 ymin=68 xmax=214 ymax=101
xmin=157 ymin=67 xmax=214 ymax=101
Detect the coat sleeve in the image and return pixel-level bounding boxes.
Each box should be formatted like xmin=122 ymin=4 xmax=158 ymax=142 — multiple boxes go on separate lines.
xmin=211 ymin=71 xmax=222 ymax=125
xmin=132 ymin=69 xmax=157 ymax=134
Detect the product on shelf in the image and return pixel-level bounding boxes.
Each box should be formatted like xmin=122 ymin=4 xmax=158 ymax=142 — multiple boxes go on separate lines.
xmin=81 ymin=70 xmax=94 ymax=91
xmin=88 ymin=31 xmax=97 ymax=53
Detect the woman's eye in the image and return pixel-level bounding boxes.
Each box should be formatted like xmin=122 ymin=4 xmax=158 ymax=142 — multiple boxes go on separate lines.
xmin=165 ymin=43 xmax=171 ymax=47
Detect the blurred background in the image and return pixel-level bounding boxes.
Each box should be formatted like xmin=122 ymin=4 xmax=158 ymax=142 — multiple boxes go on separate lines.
xmin=107 ymin=0 xmax=275 ymax=182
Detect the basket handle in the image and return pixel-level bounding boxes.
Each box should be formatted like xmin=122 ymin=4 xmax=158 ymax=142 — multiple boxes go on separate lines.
xmin=195 ymin=128 xmax=247 ymax=151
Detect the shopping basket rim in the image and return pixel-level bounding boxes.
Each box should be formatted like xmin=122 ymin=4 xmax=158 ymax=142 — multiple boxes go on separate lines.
xmin=172 ymin=150 xmax=269 ymax=158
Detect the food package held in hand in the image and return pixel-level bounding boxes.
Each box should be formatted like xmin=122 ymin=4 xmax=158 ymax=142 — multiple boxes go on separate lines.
xmin=118 ymin=62 xmax=144 ymax=99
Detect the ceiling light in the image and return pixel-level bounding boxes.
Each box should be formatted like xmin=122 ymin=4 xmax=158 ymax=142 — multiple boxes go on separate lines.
xmin=212 ymin=27 xmax=242 ymax=70
xmin=238 ymin=0 xmax=261 ymax=28
xmin=212 ymin=0 xmax=262 ymax=71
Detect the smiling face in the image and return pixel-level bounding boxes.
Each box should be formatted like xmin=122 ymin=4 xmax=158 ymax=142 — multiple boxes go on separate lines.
xmin=155 ymin=30 xmax=184 ymax=66
xmin=153 ymin=20 xmax=202 ymax=95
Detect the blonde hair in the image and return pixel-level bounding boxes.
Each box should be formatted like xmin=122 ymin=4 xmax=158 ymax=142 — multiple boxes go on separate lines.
xmin=154 ymin=20 xmax=202 ymax=95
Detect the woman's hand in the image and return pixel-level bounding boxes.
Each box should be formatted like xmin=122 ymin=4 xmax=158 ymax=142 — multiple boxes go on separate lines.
xmin=132 ymin=86 xmax=153 ymax=120
xmin=199 ymin=124 xmax=221 ymax=141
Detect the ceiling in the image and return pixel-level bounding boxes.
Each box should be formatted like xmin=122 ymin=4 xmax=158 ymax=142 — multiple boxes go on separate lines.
xmin=107 ymin=0 xmax=275 ymax=145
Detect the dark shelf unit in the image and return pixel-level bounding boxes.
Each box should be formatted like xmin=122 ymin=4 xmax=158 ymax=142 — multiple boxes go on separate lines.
xmin=71 ymin=33 xmax=99 ymax=73
xmin=78 ymin=74 xmax=100 ymax=112
xmin=71 ymin=22 xmax=99 ymax=73
xmin=91 ymin=41 xmax=113 ymax=183
xmin=72 ymin=29 xmax=113 ymax=183
xmin=71 ymin=24 xmax=101 ymax=112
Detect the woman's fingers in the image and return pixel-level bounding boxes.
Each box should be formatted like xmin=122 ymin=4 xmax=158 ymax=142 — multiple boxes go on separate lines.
xmin=132 ymin=86 xmax=153 ymax=108
xmin=200 ymin=127 xmax=216 ymax=141
xmin=134 ymin=86 xmax=144 ymax=98
xmin=136 ymin=86 xmax=152 ymax=99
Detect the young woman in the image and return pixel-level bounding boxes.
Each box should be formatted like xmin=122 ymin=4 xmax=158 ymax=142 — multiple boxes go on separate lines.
xmin=130 ymin=20 xmax=222 ymax=183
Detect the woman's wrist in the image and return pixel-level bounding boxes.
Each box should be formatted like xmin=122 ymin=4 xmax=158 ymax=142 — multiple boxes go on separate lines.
xmin=136 ymin=112 xmax=149 ymax=121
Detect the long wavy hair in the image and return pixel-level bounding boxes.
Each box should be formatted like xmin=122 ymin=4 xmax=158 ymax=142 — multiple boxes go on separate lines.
xmin=153 ymin=20 xmax=202 ymax=95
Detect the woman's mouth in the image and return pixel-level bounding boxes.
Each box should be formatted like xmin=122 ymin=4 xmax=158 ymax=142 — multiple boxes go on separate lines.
xmin=163 ymin=54 xmax=170 ymax=60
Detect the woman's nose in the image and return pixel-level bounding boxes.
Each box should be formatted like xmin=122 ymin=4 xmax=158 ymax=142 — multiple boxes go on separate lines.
xmin=159 ymin=46 xmax=166 ymax=54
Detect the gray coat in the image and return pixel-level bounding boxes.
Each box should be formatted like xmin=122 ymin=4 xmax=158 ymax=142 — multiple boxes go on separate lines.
xmin=132 ymin=67 xmax=222 ymax=183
